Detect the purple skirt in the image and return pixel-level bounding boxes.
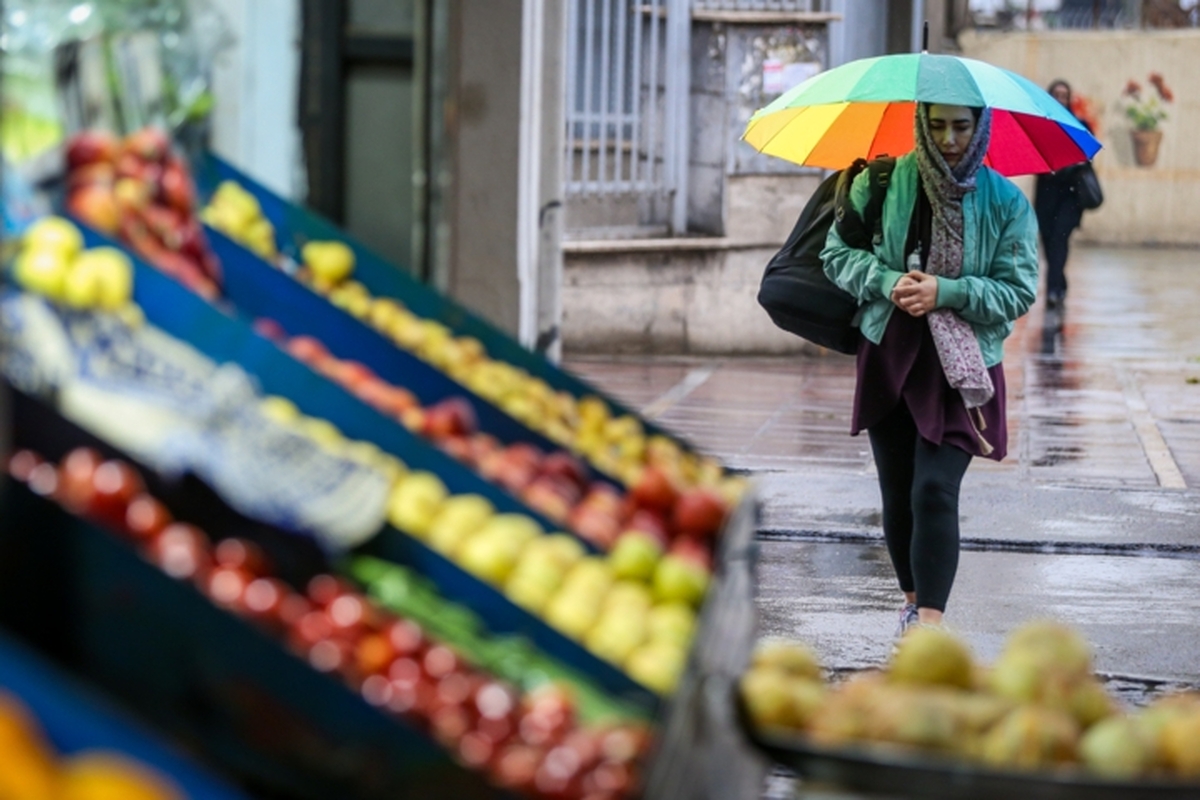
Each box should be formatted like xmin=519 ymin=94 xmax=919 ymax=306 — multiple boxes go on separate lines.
xmin=852 ymin=309 xmax=1007 ymax=461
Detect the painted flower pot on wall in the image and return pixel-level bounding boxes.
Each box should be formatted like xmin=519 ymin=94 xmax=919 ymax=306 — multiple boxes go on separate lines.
xmin=1131 ymin=129 xmax=1163 ymax=167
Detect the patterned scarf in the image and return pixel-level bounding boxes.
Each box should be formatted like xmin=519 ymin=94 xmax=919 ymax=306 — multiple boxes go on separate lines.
xmin=914 ymin=103 xmax=995 ymax=411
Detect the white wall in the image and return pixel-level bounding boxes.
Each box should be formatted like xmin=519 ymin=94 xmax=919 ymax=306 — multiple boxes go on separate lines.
xmin=204 ymin=0 xmax=304 ymax=201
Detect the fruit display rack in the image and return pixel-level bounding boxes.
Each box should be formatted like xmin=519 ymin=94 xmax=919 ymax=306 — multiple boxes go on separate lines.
xmin=2 ymin=132 xmax=770 ymax=798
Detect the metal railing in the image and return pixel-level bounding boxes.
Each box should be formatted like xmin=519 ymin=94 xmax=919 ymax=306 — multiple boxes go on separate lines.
xmin=563 ymin=0 xmax=689 ymax=234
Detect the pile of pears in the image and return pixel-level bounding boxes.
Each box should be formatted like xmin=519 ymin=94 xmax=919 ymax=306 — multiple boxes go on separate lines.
xmin=739 ymin=620 xmax=1200 ymax=782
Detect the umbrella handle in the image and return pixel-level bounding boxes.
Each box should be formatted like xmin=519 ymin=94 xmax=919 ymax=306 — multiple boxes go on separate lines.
xmin=922 ymin=21 xmax=929 ymax=54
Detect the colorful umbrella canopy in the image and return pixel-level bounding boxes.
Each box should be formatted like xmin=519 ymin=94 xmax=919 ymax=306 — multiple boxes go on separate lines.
xmin=742 ymin=53 xmax=1101 ymax=176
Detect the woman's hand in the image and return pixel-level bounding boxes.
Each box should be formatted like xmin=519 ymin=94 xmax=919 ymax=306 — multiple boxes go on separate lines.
xmin=891 ymin=271 xmax=939 ymax=317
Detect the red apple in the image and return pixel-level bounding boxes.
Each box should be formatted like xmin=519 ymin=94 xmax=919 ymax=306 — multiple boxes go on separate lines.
xmin=534 ymin=744 xmax=586 ymax=799
xmin=288 ymin=609 xmax=335 ymax=653
xmin=89 ymin=460 xmax=145 ymax=525
xmin=67 ymin=185 xmax=120 ymax=234
xmin=567 ymin=505 xmax=621 ymax=549
xmin=242 ymin=577 xmax=291 ymax=628
xmin=489 ymin=743 xmax=543 ymax=793
xmin=623 ymin=509 xmax=670 ymax=548
xmin=160 ymin=160 xmax=195 ymax=213
xmin=326 ymin=593 xmax=380 ymax=641
xmin=57 ymin=447 xmax=104 ymax=513
xmin=387 ymin=655 xmax=424 ymax=688
xmin=436 ymin=435 xmax=473 ymax=463
xmin=582 ymin=760 xmax=635 ymax=796
xmin=306 ymin=637 xmax=353 ymax=678
xmin=306 ymin=574 xmax=356 ymax=607
xmin=122 ymin=127 xmax=170 ymax=164
xmin=124 ymin=494 xmax=174 ymax=544
xmin=115 ymin=151 xmax=162 ymax=186
xmin=522 ymin=478 xmax=575 ymax=525
xmin=66 ymin=130 xmax=120 ymax=169
xmin=147 ymin=522 xmax=213 ymax=582
xmin=422 ymin=396 xmax=478 ymax=440
xmin=360 ymin=674 xmax=393 ymax=708
xmin=422 ymin=645 xmax=461 ymax=681
xmin=177 ymin=219 xmax=209 ymax=263
xmin=435 ymin=672 xmax=476 ymax=708
xmin=382 ymin=618 xmax=426 ymax=657
xmin=630 ymin=467 xmax=678 ymax=514
xmin=581 ymin=483 xmax=623 ymax=514
xmin=7 ymin=449 xmax=44 ymax=483
xmin=669 ymin=535 xmax=713 ymax=572
xmin=467 ymin=433 xmax=502 ymax=464
xmin=598 ymin=725 xmax=651 ymax=764
xmin=457 ymin=730 xmax=497 ymax=769
xmin=252 ymin=317 xmax=288 ymax=342
xmin=213 ymin=537 xmax=270 ymax=576
xmin=672 ymin=488 xmax=728 ymax=540
xmin=430 ymin=703 xmax=472 ymax=748
xmin=285 ymin=335 xmax=329 ymax=365
xmin=205 ymin=565 xmax=253 ymax=610
xmin=26 ymin=463 xmax=59 ymax=498
xmin=539 ymin=451 xmax=590 ymax=491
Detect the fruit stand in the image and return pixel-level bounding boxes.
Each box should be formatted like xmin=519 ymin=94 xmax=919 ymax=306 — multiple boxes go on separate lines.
xmin=1 ymin=111 xmax=771 ymax=797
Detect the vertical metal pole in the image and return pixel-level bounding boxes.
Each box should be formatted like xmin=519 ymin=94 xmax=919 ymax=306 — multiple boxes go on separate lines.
xmin=646 ymin=0 xmax=661 ymax=189
xmin=629 ymin=0 xmax=645 ymax=187
xmin=665 ymin=0 xmax=689 ymax=234
xmin=564 ymin=0 xmax=580 ymax=186
xmin=597 ymin=0 xmax=613 ymax=187
xmin=612 ymin=0 xmax=629 ymax=186
xmin=581 ymin=0 xmax=596 ymax=188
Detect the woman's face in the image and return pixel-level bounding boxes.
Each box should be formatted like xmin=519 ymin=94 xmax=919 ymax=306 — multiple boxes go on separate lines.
xmin=1051 ymin=84 xmax=1071 ymax=108
xmin=927 ymin=104 xmax=977 ymax=168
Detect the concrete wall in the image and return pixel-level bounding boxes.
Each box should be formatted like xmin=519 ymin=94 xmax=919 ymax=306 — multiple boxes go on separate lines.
xmin=959 ymin=28 xmax=1200 ymax=246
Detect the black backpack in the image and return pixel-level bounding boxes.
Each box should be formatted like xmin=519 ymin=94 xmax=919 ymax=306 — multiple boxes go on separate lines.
xmin=757 ymin=157 xmax=896 ymax=354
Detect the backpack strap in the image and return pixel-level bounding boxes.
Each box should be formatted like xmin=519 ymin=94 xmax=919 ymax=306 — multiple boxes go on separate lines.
xmin=834 ymin=155 xmax=896 ymax=250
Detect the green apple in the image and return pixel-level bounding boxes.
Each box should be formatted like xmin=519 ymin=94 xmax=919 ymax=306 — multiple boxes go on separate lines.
xmin=13 ymin=248 xmax=72 ymax=301
xmin=652 ymin=554 xmax=710 ymax=607
xmin=626 ymin=640 xmax=687 ymax=695
xmin=387 ymin=470 xmax=449 ymax=538
xmin=647 ymin=602 xmax=697 ymax=646
xmin=609 ymin=531 xmax=663 ymax=582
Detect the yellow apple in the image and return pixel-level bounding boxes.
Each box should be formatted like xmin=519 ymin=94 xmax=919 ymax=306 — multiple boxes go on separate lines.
xmin=626 ymin=640 xmax=687 ymax=695
xmin=427 ymin=494 xmax=494 ymax=550
xmin=505 ymin=574 xmax=556 ymax=613
xmin=544 ymin=590 xmax=601 ymax=640
xmin=609 ymin=531 xmax=663 ymax=582
xmin=13 ymin=248 xmax=72 ymax=300
xmin=61 ymin=257 xmax=104 ymax=308
xmin=457 ymin=530 xmax=522 ymax=585
xmin=387 ymin=470 xmax=449 ymax=538
xmin=298 ymin=417 xmax=344 ymax=450
xmin=73 ymin=247 xmax=133 ymax=310
xmin=586 ymin=616 xmax=646 ymax=665
xmin=302 ymin=240 xmax=355 ymax=285
xmin=259 ymin=395 xmax=301 ymax=425
xmin=652 ymin=554 xmax=710 ymax=607
xmin=561 ymin=557 xmax=614 ymax=597
xmin=646 ymin=602 xmax=697 ymax=646
xmin=603 ymin=581 xmax=654 ymax=616
xmin=23 ymin=216 xmax=83 ymax=260
xmin=477 ymin=513 xmax=542 ymax=550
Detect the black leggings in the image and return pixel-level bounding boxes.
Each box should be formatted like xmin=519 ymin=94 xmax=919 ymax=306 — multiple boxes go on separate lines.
xmin=867 ymin=402 xmax=972 ymax=612
xmin=1037 ymin=201 xmax=1082 ymax=299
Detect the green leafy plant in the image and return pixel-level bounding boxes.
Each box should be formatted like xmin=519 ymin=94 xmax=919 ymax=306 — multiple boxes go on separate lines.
xmin=1121 ymin=73 xmax=1174 ymax=132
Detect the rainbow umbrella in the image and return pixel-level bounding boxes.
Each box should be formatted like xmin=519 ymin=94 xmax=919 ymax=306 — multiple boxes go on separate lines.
xmin=742 ymin=53 xmax=1101 ymax=176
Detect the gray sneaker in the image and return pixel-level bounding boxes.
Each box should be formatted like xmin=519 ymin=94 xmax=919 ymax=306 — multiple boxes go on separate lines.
xmin=895 ymin=603 xmax=919 ymax=638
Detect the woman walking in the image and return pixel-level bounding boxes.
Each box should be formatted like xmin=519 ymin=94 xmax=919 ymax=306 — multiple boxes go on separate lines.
xmin=1034 ymin=79 xmax=1092 ymax=311
xmin=820 ymin=103 xmax=1039 ymax=633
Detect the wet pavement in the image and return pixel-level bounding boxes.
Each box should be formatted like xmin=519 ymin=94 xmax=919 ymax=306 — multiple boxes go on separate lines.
xmin=565 ymin=245 xmax=1200 ymax=692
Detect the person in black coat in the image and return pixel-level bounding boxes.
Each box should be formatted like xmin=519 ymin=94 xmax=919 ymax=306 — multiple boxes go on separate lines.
xmin=1034 ymin=79 xmax=1091 ymax=311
